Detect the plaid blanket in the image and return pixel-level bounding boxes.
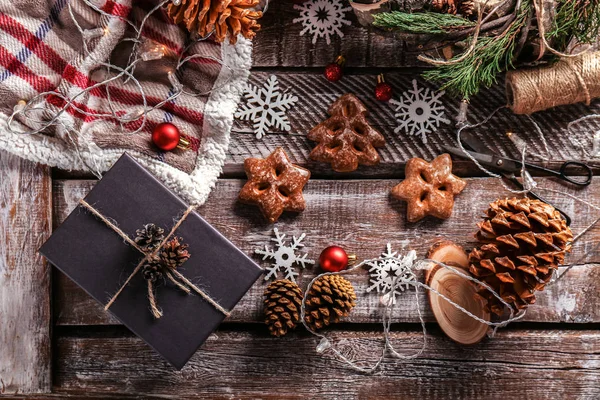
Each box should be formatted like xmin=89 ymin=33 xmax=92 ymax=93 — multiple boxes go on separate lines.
xmin=0 ymin=0 xmax=252 ymax=205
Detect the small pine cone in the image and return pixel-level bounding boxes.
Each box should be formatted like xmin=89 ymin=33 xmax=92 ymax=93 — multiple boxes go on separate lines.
xmin=142 ymin=259 xmax=163 ymax=283
xmin=167 ymin=0 xmax=263 ymax=44
xmin=304 ymin=275 xmax=357 ymax=331
xmin=459 ymin=0 xmax=475 ymax=16
xmin=432 ymin=0 xmax=458 ymax=14
xmin=135 ymin=224 xmax=165 ymax=251
xmin=159 ymin=237 xmax=191 ymax=270
xmin=264 ymin=279 xmax=304 ymax=337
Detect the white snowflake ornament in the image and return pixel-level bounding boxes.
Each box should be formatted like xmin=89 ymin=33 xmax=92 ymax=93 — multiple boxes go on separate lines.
xmin=366 ymin=244 xmax=417 ymax=305
xmin=390 ymin=79 xmax=451 ymax=143
xmin=293 ymin=0 xmax=351 ymax=45
xmin=256 ymin=228 xmax=315 ymax=282
xmin=235 ymin=75 xmax=298 ymax=139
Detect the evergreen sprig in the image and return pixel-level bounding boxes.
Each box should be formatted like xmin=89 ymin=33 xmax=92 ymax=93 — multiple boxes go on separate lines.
xmin=422 ymin=1 xmax=531 ymax=99
xmin=373 ymin=11 xmax=475 ymax=34
xmin=548 ymin=0 xmax=600 ymax=51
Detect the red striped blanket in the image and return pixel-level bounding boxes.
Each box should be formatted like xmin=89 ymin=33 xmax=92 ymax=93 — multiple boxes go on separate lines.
xmin=0 ymin=0 xmax=252 ymax=205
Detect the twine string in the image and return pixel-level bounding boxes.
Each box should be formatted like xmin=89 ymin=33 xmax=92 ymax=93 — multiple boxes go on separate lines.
xmin=78 ymin=199 xmax=231 ymax=318
xmin=507 ymin=51 xmax=600 ymax=114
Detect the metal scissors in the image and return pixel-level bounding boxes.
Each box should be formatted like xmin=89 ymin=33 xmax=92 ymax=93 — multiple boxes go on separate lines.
xmin=443 ymin=131 xmax=593 ymax=226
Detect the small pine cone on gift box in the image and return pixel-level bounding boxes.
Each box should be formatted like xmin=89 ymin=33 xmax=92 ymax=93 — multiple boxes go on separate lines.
xmin=142 ymin=257 xmax=163 ymax=283
xmin=304 ymin=275 xmax=357 ymax=331
xmin=264 ymin=279 xmax=304 ymax=337
xmin=135 ymin=224 xmax=165 ymax=251
xmin=159 ymin=237 xmax=191 ymax=270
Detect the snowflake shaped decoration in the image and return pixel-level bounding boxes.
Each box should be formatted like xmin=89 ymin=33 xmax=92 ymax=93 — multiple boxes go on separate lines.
xmin=235 ymin=75 xmax=298 ymax=139
xmin=390 ymin=79 xmax=451 ymax=144
xmin=366 ymin=244 xmax=417 ymax=305
xmin=293 ymin=0 xmax=352 ymax=45
xmin=255 ymin=228 xmax=315 ymax=282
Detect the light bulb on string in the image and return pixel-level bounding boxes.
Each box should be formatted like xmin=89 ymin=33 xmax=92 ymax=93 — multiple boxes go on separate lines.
xmin=139 ymin=39 xmax=170 ymax=62
xmin=82 ymin=27 xmax=106 ymax=41
xmin=13 ymin=99 xmax=27 ymax=114
xmin=168 ymin=71 xmax=184 ymax=93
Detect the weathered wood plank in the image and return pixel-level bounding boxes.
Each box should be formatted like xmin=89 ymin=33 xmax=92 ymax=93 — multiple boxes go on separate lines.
xmin=52 ymin=178 xmax=600 ymax=326
xmin=253 ymin=0 xmax=409 ymax=68
xmin=54 ymin=329 xmax=600 ymax=399
xmin=0 ymin=153 xmax=52 ymax=394
xmin=227 ymin=71 xmax=600 ymax=178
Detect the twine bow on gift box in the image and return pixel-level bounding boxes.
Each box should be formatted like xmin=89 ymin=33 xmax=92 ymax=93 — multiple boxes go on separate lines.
xmin=79 ymin=199 xmax=231 ymax=319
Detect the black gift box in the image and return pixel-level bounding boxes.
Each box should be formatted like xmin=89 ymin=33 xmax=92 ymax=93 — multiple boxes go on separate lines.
xmin=40 ymin=153 xmax=262 ymax=369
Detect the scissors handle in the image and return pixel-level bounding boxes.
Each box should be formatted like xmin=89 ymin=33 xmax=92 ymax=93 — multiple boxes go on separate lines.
xmin=558 ymin=161 xmax=593 ymax=186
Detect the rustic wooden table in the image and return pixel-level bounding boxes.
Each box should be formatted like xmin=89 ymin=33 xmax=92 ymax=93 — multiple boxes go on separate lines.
xmin=1 ymin=1 xmax=599 ymax=398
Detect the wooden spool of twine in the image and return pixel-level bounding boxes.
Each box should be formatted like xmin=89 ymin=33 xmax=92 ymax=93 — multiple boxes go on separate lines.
xmin=506 ymin=51 xmax=600 ymax=114
xmin=426 ymin=241 xmax=490 ymax=345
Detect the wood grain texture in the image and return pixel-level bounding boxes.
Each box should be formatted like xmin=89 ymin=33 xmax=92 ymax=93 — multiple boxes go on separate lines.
xmin=0 ymin=152 xmax=52 ymax=394
xmin=52 ymin=178 xmax=600 ymax=326
xmin=253 ymin=0 xmax=408 ymax=68
xmin=53 ymin=329 xmax=600 ymax=399
xmin=227 ymin=71 xmax=600 ymax=178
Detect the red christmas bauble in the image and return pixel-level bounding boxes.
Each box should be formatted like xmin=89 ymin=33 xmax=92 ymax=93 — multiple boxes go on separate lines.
xmin=324 ymin=55 xmax=346 ymax=82
xmin=152 ymin=122 xmax=181 ymax=151
xmin=375 ymin=77 xmax=393 ymax=102
xmin=375 ymin=82 xmax=393 ymax=102
xmin=325 ymin=63 xmax=343 ymax=82
xmin=319 ymin=246 xmax=349 ymax=272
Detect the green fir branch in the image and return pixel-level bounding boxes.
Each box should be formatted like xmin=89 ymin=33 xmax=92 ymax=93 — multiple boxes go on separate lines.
xmin=372 ymin=11 xmax=475 ymax=34
xmin=548 ymin=0 xmax=600 ymax=51
xmin=422 ymin=2 xmax=531 ymax=100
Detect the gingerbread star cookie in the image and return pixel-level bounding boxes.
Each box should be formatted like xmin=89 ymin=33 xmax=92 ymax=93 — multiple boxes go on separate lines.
xmin=391 ymin=154 xmax=466 ymax=222
xmin=239 ymin=148 xmax=311 ymax=223
xmin=308 ymin=94 xmax=386 ymax=173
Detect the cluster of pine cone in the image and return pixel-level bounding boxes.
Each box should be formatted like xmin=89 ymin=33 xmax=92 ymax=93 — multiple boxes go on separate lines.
xmin=264 ymin=275 xmax=357 ymax=337
xmin=135 ymin=224 xmax=191 ymax=283
xmin=432 ymin=0 xmax=475 ymax=16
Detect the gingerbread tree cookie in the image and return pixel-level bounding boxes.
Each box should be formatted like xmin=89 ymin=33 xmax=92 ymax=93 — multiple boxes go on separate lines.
xmin=238 ymin=148 xmax=311 ymax=223
xmin=391 ymin=154 xmax=466 ymax=222
xmin=308 ymin=94 xmax=386 ymax=173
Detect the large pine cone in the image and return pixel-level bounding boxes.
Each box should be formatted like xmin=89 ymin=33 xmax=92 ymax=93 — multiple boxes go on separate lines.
xmin=135 ymin=224 xmax=165 ymax=251
xmin=304 ymin=275 xmax=357 ymax=331
xmin=264 ymin=279 xmax=304 ymax=337
xmin=159 ymin=237 xmax=191 ymax=269
xmin=469 ymin=198 xmax=572 ymax=315
xmin=167 ymin=0 xmax=262 ymax=44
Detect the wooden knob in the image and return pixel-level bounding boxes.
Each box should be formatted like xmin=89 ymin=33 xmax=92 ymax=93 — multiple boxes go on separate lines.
xmin=426 ymin=241 xmax=490 ymax=345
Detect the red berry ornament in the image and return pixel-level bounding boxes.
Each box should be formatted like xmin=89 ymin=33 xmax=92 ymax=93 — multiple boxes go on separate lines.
xmin=324 ymin=55 xmax=346 ymax=82
xmin=152 ymin=122 xmax=190 ymax=151
xmin=375 ymin=74 xmax=393 ymax=102
xmin=319 ymin=246 xmax=354 ymax=272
